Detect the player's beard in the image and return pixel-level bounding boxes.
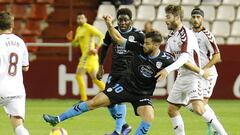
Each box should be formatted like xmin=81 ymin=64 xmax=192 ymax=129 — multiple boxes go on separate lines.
xmin=143 ymin=47 xmax=153 ymax=55
xmin=167 ymin=21 xmax=178 ymax=31
xmin=193 ymin=22 xmax=202 ymax=29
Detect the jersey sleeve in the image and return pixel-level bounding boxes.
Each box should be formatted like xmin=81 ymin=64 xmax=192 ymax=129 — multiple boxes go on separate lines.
xmin=103 ymin=31 xmax=112 ymax=46
xmin=88 ymin=24 xmax=104 ymax=47
xmin=162 ymin=52 xmax=175 ymax=68
xmin=22 ymin=41 xmax=29 ymax=66
xmin=72 ymin=27 xmax=80 ymax=46
xmin=125 ymin=40 xmax=143 ymax=54
xmin=204 ymin=31 xmax=220 ymax=55
xmin=137 ymin=31 xmax=145 ymax=44
xmin=165 ymin=42 xmax=171 ymax=53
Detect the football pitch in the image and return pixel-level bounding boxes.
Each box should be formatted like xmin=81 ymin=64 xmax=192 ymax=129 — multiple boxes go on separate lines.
xmin=0 ymin=99 xmax=239 ymax=135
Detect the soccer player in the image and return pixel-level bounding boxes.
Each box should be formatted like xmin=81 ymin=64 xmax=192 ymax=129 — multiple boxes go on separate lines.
xmin=143 ymin=21 xmax=154 ymax=34
xmin=155 ymin=5 xmax=228 ymax=135
xmin=43 ymin=15 xmax=174 ymax=135
xmin=0 ymin=11 xmax=30 ymax=135
xmin=185 ymin=7 xmax=225 ymax=135
xmin=66 ymin=12 xmax=105 ymax=101
xmin=97 ymin=8 xmax=144 ymax=135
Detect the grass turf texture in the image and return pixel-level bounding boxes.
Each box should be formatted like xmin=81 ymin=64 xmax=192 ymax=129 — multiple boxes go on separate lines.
xmin=0 ymin=99 xmax=239 ymax=135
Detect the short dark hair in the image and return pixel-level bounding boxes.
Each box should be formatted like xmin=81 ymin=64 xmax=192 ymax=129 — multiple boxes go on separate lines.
xmin=0 ymin=11 xmax=12 ymax=30
xmin=117 ymin=8 xmax=132 ymax=20
xmin=191 ymin=7 xmax=204 ymax=17
xmin=145 ymin=31 xmax=163 ymax=43
xmin=165 ymin=5 xmax=184 ymax=20
xmin=77 ymin=12 xmax=84 ymax=16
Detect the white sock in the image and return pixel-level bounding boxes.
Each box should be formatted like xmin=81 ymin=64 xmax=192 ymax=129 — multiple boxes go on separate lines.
xmin=204 ymin=104 xmax=215 ymax=114
xmin=202 ymin=110 xmax=228 ymax=135
xmin=15 ymin=125 xmax=29 ymax=135
xmin=171 ymin=115 xmax=185 ymax=135
xmin=185 ymin=103 xmax=193 ymax=112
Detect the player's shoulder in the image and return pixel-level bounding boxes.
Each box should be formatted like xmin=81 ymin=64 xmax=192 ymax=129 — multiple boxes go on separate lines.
xmin=202 ymin=27 xmax=214 ymax=37
xmin=160 ymin=51 xmax=175 ymax=60
xmin=132 ymin=27 xmax=144 ymax=35
xmin=201 ymin=27 xmax=216 ymax=42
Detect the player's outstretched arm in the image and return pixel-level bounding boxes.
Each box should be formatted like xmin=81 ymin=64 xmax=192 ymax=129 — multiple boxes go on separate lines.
xmin=184 ymin=61 xmax=210 ymax=79
xmin=103 ymin=15 xmax=125 ymax=45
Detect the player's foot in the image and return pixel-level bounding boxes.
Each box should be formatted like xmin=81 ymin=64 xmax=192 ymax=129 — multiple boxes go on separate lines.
xmin=104 ymin=131 xmax=120 ymax=135
xmin=213 ymin=131 xmax=219 ymax=135
xmin=207 ymin=122 xmax=213 ymax=135
xmin=43 ymin=114 xmax=59 ymax=126
xmin=121 ymin=123 xmax=132 ymax=135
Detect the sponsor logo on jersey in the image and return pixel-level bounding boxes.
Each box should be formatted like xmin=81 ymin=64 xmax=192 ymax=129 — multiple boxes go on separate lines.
xmin=139 ymin=65 xmax=154 ymax=78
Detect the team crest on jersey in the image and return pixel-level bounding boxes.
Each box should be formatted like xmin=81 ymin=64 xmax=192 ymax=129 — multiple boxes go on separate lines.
xmin=107 ymin=88 xmax=113 ymax=92
xmin=156 ymin=61 xmax=162 ymax=69
xmin=128 ymin=35 xmax=135 ymax=42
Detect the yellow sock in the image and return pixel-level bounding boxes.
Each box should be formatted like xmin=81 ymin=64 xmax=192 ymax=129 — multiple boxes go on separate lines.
xmin=92 ymin=78 xmax=105 ymax=92
xmin=76 ymin=74 xmax=87 ymax=101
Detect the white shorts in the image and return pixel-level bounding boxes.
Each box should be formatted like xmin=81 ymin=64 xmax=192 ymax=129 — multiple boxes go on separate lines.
xmin=0 ymin=96 xmax=26 ymax=120
xmin=202 ymin=76 xmax=218 ymax=98
xmin=167 ymin=74 xmax=203 ymax=105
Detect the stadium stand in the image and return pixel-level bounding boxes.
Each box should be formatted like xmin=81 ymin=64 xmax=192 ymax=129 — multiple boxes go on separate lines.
xmin=141 ymin=0 xmax=161 ymax=6
xmin=161 ymin=0 xmax=181 ymax=5
xmin=137 ymin=5 xmax=155 ymax=21
xmin=0 ymin=0 xmax=13 ymax=3
xmin=216 ymin=5 xmax=235 ymax=22
xmin=199 ymin=5 xmax=216 ymax=22
xmin=156 ymin=5 xmax=167 ymax=20
xmin=96 ymin=4 xmax=116 ymax=20
xmin=133 ymin=20 xmax=147 ymax=30
xmin=181 ymin=0 xmax=201 ymax=6
xmin=0 ymin=0 xmax=239 ymax=45
xmin=212 ymin=21 xmax=230 ymax=39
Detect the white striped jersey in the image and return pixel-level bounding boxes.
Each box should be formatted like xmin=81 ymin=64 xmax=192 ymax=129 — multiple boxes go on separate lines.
xmin=0 ymin=34 xmax=29 ymax=97
xmin=165 ymin=26 xmax=201 ymax=75
xmin=193 ymin=27 xmax=219 ymax=76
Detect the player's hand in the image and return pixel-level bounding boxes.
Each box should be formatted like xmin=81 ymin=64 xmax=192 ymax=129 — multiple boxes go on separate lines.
xmin=96 ymin=66 xmax=104 ymax=80
xmin=202 ymin=68 xmax=211 ymax=80
xmin=88 ymin=49 xmax=97 ymax=55
xmin=66 ymin=30 xmax=73 ymax=41
xmin=155 ymin=69 xmax=168 ymax=81
xmin=103 ymin=15 xmax=113 ymax=27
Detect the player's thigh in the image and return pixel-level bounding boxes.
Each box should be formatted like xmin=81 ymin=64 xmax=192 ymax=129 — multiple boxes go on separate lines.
xmin=167 ymin=79 xmax=189 ymax=105
xmin=137 ymin=105 xmax=154 ymax=123
xmin=86 ymin=60 xmax=99 ymax=79
xmin=186 ymin=77 xmax=203 ymax=101
xmin=76 ymin=66 xmax=86 ymax=74
xmin=3 ymin=96 xmax=26 ymax=120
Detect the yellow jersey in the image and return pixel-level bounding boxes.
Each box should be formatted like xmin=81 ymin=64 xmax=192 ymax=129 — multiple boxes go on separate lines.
xmin=72 ymin=23 xmax=104 ymax=69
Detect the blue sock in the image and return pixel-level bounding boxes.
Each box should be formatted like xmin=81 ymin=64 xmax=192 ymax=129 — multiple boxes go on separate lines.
xmin=59 ymin=102 xmax=89 ymax=121
xmin=135 ymin=121 xmax=151 ymax=135
xmin=115 ymin=104 xmax=127 ymax=133
xmin=108 ymin=104 xmax=118 ymax=119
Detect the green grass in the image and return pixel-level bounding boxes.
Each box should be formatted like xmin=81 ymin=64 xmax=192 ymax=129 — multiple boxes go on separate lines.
xmin=0 ymin=99 xmax=239 ymax=135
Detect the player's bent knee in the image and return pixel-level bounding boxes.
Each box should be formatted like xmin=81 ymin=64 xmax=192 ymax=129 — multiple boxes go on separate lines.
xmin=192 ymin=106 xmax=205 ymax=115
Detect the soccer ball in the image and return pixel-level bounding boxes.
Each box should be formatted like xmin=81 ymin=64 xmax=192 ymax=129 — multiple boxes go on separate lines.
xmin=49 ymin=128 xmax=68 ymax=135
